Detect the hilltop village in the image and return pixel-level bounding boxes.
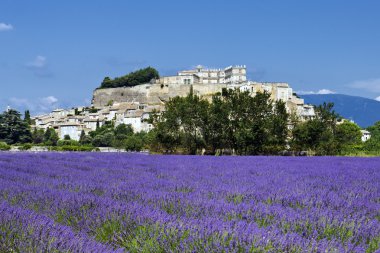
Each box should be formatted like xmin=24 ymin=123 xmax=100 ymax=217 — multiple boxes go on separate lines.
xmin=32 ymin=65 xmax=315 ymax=141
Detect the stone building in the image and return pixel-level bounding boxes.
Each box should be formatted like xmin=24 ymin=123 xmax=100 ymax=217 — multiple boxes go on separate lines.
xmin=33 ymin=64 xmax=318 ymax=140
xmin=239 ymin=81 xmax=315 ymax=121
xmin=161 ymin=65 xmax=246 ymax=85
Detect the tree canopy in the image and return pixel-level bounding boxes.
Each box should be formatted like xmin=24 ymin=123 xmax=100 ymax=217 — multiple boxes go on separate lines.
xmin=150 ymin=88 xmax=289 ymax=155
xmin=0 ymin=109 xmax=32 ymax=144
xmin=99 ymin=67 xmax=160 ymax=89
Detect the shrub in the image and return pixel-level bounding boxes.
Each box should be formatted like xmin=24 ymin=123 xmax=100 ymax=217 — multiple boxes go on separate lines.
xmin=125 ymin=136 xmax=143 ymax=152
xmin=99 ymin=67 xmax=160 ymax=89
xmin=49 ymin=145 xmax=95 ymax=152
xmin=57 ymin=140 xmax=80 ymax=146
xmin=0 ymin=142 xmax=11 ymax=151
xmin=19 ymin=143 xmax=32 ymax=151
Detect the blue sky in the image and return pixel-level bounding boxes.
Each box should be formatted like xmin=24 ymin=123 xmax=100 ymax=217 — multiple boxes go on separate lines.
xmin=1 ymin=0 xmax=380 ymax=115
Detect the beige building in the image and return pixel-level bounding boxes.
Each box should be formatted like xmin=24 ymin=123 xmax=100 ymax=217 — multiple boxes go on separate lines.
xmin=33 ymin=64 xmax=317 ymax=140
xmin=161 ymin=65 xmax=246 ymax=85
xmin=239 ymin=81 xmax=315 ymax=121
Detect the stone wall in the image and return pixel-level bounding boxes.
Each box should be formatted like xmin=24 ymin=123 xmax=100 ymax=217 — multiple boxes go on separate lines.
xmin=92 ymin=83 xmax=228 ymax=107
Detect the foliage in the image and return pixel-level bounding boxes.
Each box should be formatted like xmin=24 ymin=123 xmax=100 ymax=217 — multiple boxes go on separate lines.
xmin=89 ymin=123 xmax=146 ymax=150
xmin=43 ymin=128 xmax=59 ymax=146
xmin=19 ymin=143 xmax=32 ymax=151
xmin=125 ymin=135 xmax=144 ymax=151
xmin=0 ymin=109 xmax=32 ymax=144
xmin=57 ymin=139 xmax=80 ymax=146
xmin=291 ymin=102 xmax=340 ymax=155
xmin=99 ymin=67 xmax=160 ymax=89
xmin=49 ymin=145 xmax=95 ymax=152
xmin=362 ymin=121 xmax=380 ymax=152
xmin=24 ymin=110 xmax=31 ymax=125
xmin=114 ymin=123 xmax=134 ymax=137
xmin=150 ymin=89 xmax=289 ymax=155
xmin=291 ymin=103 xmax=369 ymax=155
xmin=32 ymin=128 xmax=45 ymax=144
xmin=0 ymin=141 xmax=10 ymax=151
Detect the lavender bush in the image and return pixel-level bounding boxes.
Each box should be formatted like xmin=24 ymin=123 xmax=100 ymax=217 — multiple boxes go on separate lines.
xmin=0 ymin=152 xmax=379 ymax=252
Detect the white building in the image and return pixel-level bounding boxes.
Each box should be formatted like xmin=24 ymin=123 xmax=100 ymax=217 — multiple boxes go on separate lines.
xmin=161 ymin=65 xmax=247 ymax=85
xmin=58 ymin=123 xmax=82 ymax=141
xmin=224 ymin=65 xmax=247 ymax=84
xmin=83 ymin=118 xmax=103 ymax=131
xmin=361 ymin=130 xmax=371 ymax=142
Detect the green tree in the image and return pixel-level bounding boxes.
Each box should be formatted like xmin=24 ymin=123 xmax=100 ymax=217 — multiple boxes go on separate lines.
xmin=221 ymin=89 xmax=255 ymax=154
xmin=92 ymin=135 xmax=104 ymax=147
xmin=100 ymin=67 xmax=160 ymax=88
xmin=114 ymin=123 xmax=133 ymax=137
xmin=150 ymin=97 xmax=184 ymax=153
xmin=79 ymin=130 xmax=86 ymax=143
xmin=92 ymin=132 xmax=114 ymax=147
xmin=0 ymin=109 xmax=32 ymax=144
xmin=32 ymin=128 xmax=45 ymax=144
xmin=267 ymin=100 xmax=289 ymax=153
xmin=206 ymin=95 xmax=229 ymax=154
xmin=291 ymin=102 xmax=340 ymax=155
xmin=24 ymin=110 xmax=31 ymax=125
xmin=222 ymin=90 xmax=273 ymax=155
xmin=247 ymin=91 xmax=273 ymax=155
xmin=367 ymin=121 xmax=380 ymax=139
xmin=64 ymin=134 xmax=71 ymax=140
xmin=151 ymin=89 xmax=280 ymax=155
xmin=44 ymin=128 xmax=59 ymax=146
xmin=80 ymin=135 xmax=93 ymax=145
xmin=125 ymin=135 xmax=144 ymax=151
xmin=111 ymin=124 xmax=134 ymax=148
xmin=335 ymin=121 xmax=362 ymax=146
xmin=179 ymin=89 xmax=209 ymax=154
xmin=363 ymin=121 xmax=380 ymax=152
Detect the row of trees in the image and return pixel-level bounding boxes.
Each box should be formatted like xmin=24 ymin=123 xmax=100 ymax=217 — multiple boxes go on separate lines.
xmin=0 ymin=91 xmax=376 ymax=155
xmin=85 ymin=121 xmax=148 ymax=151
xmin=100 ymin=67 xmax=160 ymax=89
xmin=149 ymin=88 xmax=365 ymax=155
xmin=150 ymin=88 xmax=289 ymax=155
xmin=291 ymin=103 xmax=362 ymax=155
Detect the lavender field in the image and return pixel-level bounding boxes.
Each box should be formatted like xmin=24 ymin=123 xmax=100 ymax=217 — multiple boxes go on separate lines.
xmin=0 ymin=153 xmax=379 ymax=252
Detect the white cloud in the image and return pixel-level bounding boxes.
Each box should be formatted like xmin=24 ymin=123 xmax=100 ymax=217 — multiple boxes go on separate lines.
xmin=8 ymin=96 xmax=59 ymax=114
xmin=375 ymin=96 xmax=380 ymax=102
xmin=25 ymin=55 xmax=53 ymax=77
xmin=27 ymin=55 xmax=47 ymax=68
xmin=349 ymin=78 xmax=380 ymax=93
xmin=316 ymin=89 xmax=335 ymax=94
xmin=296 ymin=89 xmax=336 ymax=95
xmin=41 ymin=96 xmax=58 ymax=105
xmin=9 ymin=97 xmax=33 ymax=108
xmin=0 ymin=23 xmax=13 ymax=31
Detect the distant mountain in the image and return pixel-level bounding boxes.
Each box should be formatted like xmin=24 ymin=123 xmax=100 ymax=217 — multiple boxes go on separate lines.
xmin=300 ymin=94 xmax=380 ymax=128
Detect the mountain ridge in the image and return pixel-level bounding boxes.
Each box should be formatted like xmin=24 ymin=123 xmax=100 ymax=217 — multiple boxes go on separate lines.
xmin=300 ymin=94 xmax=380 ymax=128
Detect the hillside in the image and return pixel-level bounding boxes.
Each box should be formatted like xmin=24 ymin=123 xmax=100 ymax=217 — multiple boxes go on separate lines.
xmin=301 ymin=94 xmax=380 ymax=127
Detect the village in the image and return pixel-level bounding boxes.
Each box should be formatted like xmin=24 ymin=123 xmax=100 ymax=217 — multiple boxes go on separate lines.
xmin=31 ymin=65 xmax=367 ymax=142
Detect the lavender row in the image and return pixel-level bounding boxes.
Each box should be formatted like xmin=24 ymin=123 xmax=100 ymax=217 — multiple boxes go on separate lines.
xmin=0 ymin=152 xmax=379 ymax=252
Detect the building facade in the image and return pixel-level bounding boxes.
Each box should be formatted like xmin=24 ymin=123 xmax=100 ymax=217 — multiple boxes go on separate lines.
xmin=33 ymin=64 xmax=318 ymax=140
xmin=161 ymin=65 xmax=247 ymax=85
